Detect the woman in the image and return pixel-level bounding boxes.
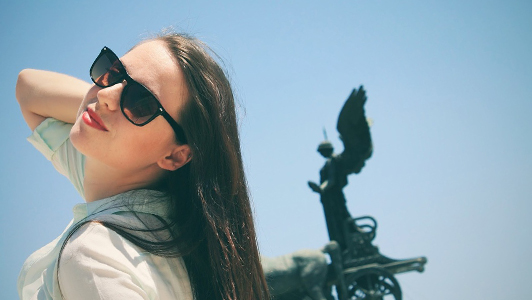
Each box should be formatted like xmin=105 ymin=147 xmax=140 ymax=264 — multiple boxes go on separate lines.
xmin=16 ymin=32 xmax=269 ymax=300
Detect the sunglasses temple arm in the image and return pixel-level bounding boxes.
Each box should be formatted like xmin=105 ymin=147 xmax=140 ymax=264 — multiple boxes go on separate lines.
xmin=161 ymin=111 xmax=188 ymax=144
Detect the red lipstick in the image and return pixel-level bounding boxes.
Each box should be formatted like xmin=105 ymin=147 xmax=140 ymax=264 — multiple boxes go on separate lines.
xmin=82 ymin=107 xmax=108 ymax=131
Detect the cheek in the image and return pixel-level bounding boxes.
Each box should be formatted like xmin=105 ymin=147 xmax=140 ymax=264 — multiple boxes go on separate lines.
xmin=107 ymin=126 xmax=176 ymax=169
xmin=124 ymin=130 xmax=174 ymax=157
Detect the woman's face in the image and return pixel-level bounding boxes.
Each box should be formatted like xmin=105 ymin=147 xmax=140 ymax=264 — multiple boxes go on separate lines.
xmin=70 ymin=40 xmax=189 ymax=172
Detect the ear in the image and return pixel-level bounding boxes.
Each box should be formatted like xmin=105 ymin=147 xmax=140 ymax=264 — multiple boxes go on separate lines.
xmin=157 ymin=144 xmax=192 ymax=171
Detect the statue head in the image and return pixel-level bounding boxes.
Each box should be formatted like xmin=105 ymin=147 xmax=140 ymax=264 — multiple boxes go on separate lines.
xmin=317 ymin=140 xmax=334 ymax=158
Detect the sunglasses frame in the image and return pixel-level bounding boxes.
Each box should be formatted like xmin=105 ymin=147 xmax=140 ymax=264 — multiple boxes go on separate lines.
xmin=90 ymin=47 xmax=187 ymax=144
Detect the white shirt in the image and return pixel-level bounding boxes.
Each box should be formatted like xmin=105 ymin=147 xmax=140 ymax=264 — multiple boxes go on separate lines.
xmin=18 ymin=118 xmax=193 ymax=300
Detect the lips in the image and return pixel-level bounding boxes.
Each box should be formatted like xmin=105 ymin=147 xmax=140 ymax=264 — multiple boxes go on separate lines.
xmin=82 ymin=107 xmax=108 ymax=131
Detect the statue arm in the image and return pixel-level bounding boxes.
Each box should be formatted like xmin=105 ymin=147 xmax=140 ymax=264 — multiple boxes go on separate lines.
xmin=308 ymin=160 xmax=336 ymax=194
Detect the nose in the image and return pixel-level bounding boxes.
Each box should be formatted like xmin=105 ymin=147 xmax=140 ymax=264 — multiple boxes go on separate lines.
xmin=96 ymin=81 xmax=125 ymax=111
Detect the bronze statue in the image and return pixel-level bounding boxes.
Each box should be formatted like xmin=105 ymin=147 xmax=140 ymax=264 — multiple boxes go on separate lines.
xmin=262 ymin=86 xmax=427 ymax=300
xmin=308 ymin=86 xmax=373 ymax=250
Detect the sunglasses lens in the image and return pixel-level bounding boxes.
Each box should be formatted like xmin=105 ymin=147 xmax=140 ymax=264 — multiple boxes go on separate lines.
xmin=122 ymin=83 xmax=160 ymax=124
xmin=91 ymin=51 xmax=123 ymax=87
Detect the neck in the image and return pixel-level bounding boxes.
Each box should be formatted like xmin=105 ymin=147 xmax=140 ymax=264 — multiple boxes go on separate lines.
xmin=83 ymin=158 xmax=166 ymax=202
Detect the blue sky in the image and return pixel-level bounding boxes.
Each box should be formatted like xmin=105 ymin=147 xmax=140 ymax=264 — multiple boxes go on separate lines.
xmin=1 ymin=1 xmax=531 ymax=299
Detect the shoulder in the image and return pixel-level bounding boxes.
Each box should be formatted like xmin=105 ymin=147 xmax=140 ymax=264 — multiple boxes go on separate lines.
xmin=60 ymin=217 xmax=167 ymax=264
xmin=58 ymin=222 xmax=152 ymax=299
xmin=62 ymin=221 xmax=130 ymax=251
xmin=60 ymin=221 xmax=144 ymax=274
xmin=59 ymin=221 xmax=193 ymax=300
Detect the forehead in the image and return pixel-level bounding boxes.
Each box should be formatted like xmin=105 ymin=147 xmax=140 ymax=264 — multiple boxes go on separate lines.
xmin=120 ymin=40 xmax=188 ymax=116
xmin=121 ymin=40 xmax=176 ymax=79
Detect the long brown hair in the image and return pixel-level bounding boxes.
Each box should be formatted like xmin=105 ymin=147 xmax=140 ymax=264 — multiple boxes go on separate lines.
xmin=157 ymin=32 xmax=269 ymax=300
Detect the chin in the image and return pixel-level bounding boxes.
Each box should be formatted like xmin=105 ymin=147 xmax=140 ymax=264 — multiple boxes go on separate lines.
xmin=70 ymin=120 xmax=82 ymax=148
xmin=69 ymin=123 xmax=126 ymax=170
xmin=69 ymin=119 xmax=95 ymax=157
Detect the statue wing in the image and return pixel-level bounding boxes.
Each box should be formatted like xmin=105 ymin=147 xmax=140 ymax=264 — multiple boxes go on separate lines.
xmin=336 ymin=85 xmax=373 ymax=174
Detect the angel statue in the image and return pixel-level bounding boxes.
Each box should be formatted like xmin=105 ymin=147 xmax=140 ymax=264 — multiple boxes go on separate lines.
xmin=308 ymin=86 xmax=373 ymax=250
xmin=263 ymin=86 xmax=426 ymax=300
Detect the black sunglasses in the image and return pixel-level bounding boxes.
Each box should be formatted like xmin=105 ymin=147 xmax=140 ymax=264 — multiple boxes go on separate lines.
xmin=90 ymin=46 xmax=187 ymax=144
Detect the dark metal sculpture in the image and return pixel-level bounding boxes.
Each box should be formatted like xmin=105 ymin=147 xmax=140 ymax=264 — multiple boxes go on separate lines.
xmin=308 ymin=86 xmax=373 ymax=250
xmin=263 ymin=86 xmax=427 ymax=300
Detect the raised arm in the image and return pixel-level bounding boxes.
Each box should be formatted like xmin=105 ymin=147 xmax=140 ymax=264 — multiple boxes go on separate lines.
xmin=16 ymin=69 xmax=91 ymax=131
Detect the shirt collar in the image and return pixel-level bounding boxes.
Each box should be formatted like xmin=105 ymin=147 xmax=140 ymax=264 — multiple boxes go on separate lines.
xmin=72 ymin=189 xmax=171 ymax=223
